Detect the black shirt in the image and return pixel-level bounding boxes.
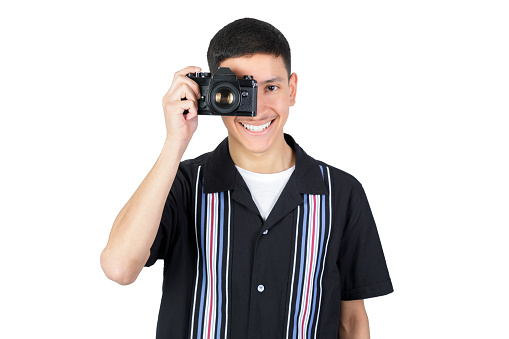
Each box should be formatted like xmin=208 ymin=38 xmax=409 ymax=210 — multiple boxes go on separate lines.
xmin=146 ymin=134 xmax=393 ymax=339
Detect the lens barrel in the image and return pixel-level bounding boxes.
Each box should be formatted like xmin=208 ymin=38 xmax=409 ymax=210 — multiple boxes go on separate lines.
xmin=208 ymin=82 xmax=241 ymax=114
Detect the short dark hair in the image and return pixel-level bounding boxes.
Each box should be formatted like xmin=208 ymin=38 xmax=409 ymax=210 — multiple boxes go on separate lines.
xmin=207 ymin=18 xmax=291 ymax=78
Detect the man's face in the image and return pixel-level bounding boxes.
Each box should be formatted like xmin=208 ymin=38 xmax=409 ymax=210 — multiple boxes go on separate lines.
xmin=219 ymin=54 xmax=297 ymax=155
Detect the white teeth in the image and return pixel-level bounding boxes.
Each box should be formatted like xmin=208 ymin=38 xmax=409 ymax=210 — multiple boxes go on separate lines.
xmin=241 ymin=121 xmax=272 ymax=132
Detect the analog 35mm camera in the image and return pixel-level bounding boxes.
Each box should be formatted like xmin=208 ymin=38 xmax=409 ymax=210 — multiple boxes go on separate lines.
xmin=186 ymin=67 xmax=257 ymax=116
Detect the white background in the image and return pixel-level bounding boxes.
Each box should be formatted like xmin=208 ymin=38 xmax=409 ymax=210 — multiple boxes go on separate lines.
xmin=1 ymin=0 xmax=508 ymax=338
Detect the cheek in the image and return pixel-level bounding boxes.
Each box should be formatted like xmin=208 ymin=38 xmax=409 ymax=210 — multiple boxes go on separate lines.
xmin=274 ymin=100 xmax=291 ymax=117
xmin=263 ymin=95 xmax=289 ymax=109
xmin=221 ymin=117 xmax=236 ymax=129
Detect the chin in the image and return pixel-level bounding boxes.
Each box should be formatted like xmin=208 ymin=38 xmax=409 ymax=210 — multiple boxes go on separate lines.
xmin=245 ymin=141 xmax=273 ymax=154
xmin=239 ymin=136 xmax=271 ymax=153
xmin=230 ymin=132 xmax=278 ymax=155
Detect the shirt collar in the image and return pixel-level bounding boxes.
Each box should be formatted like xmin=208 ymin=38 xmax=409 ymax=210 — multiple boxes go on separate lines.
xmin=203 ymin=134 xmax=328 ymax=195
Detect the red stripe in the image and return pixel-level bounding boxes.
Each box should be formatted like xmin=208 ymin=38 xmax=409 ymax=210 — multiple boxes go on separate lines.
xmin=301 ymin=195 xmax=317 ymax=335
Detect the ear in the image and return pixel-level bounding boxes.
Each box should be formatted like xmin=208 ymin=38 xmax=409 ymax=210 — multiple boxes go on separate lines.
xmin=289 ymin=72 xmax=298 ymax=106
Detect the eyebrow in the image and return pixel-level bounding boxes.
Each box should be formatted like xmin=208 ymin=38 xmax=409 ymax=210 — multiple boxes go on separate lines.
xmin=259 ymin=76 xmax=285 ymax=85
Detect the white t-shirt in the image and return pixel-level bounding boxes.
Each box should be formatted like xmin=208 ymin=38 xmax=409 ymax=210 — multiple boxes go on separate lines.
xmin=235 ymin=165 xmax=296 ymax=220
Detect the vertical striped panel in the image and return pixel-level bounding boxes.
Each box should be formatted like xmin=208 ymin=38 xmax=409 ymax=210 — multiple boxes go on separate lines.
xmin=190 ymin=169 xmax=231 ymax=339
xmin=204 ymin=193 xmax=217 ymax=339
xmin=286 ymin=165 xmax=332 ymax=339
xmin=313 ymin=166 xmax=333 ymax=339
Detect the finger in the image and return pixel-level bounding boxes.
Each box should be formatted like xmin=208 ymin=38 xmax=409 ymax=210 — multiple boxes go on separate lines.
xmin=163 ymin=88 xmax=198 ymax=112
xmin=163 ymin=82 xmax=196 ymax=107
xmin=173 ymin=98 xmax=198 ymax=116
xmin=163 ymin=66 xmax=201 ymax=98
xmin=174 ymin=82 xmax=201 ymax=103
xmin=165 ymin=76 xmax=201 ymax=101
xmin=179 ymin=79 xmax=201 ymax=101
xmin=173 ymin=66 xmax=202 ymax=80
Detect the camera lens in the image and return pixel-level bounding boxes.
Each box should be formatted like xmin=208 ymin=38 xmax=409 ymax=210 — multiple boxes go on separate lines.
xmin=215 ymin=90 xmax=234 ymax=107
xmin=208 ymin=82 xmax=241 ymax=115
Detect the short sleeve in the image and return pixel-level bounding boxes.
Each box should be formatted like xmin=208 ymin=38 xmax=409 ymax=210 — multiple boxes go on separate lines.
xmin=145 ymin=167 xmax=192 ymax=267
xmin=338 ymin=183 xmax=393 ymax=300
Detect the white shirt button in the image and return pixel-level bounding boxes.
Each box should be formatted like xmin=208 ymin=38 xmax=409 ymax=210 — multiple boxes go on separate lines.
xmin=262 ymin=229 xmax=268 ymax=235
xmin=257 ymin=284 xmax=265 ymax=292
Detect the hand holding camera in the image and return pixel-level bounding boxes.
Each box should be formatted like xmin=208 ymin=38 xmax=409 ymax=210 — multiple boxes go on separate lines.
xmin=161 ymin=66 xmax=258 ymax=151
xmin=162 ymin=66 xmax=203 ymax=147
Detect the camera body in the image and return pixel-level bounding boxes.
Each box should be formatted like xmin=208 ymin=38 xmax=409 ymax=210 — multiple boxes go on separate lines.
xmin=186 ymin=67 xmax=257 ymax=116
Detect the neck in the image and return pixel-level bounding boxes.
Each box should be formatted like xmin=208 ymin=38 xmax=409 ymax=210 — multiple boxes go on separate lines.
xmin=228 ymin=135 xmax=295 ymax=174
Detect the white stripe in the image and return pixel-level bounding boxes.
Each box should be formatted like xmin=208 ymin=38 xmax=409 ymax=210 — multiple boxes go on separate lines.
xmin=224 ymin=191 xmax=231 ymax=339
xmin=313 ymin=167 xmax=333 ymax=339
xmin=190 ymin=166 xmax=201 ymax=339
xmin=285 ymin=205 xmax=300 ymax=339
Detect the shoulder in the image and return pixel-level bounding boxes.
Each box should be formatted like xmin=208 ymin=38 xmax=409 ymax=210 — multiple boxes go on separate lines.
xmin=287 ymin=134 xmax=365 ymax=198
xmin=180 ymin=151 xmax=212 ymax=171
xmin=178 ymin=137 xmax=229 ymax=177
xmin=173 ymin=151 xmax=212 ymax=185
xmin=315 ymin=159 xmax=363 ymax=189
xmin=312 ymin=158 xmax=369 ymax=207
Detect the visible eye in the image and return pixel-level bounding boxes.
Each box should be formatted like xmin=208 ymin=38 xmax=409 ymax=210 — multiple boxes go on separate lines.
xmin=266 ymin=85 xmax=278 ymax=92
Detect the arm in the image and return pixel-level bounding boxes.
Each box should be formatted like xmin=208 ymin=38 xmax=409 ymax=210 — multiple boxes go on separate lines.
xmin=100 ymin=66 xmax=202 ymax=285
xmin=339 ymin=300 xmax=370 ymax=339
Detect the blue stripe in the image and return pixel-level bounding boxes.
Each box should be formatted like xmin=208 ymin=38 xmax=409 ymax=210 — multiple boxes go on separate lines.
xmin=292 ymin=194 xmax=308 ymax=338
xmin=197 ymin=189 xmax=207 ymax=339
xmin=216 ymin=192 xmax=224 ymax=339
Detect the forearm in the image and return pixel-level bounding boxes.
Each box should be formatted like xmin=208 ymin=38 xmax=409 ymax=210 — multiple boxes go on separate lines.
xmin=339 ymin=300 xmax=370 ymax=339
xmin=339 ymin=318 xmax=370 ymax=339
xmin=100 ymin=139 xmax=186 ymax=285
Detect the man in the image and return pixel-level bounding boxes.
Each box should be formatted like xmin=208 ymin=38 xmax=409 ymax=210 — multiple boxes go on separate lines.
xmin=101 ymin=18 xmax=393 ymax=339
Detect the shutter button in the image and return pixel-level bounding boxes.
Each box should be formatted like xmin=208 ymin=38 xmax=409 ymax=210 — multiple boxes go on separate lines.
xmin=257 ymin=284 xmax=265 ymax=292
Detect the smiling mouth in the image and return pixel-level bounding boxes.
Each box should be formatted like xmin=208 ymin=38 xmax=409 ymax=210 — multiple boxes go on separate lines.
xmin=240 ymin=120 xmax=274 ymax=132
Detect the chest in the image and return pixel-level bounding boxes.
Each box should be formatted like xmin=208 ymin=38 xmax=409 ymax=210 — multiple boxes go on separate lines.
xmin=190 ymin=187 xmax=339 ymax=339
